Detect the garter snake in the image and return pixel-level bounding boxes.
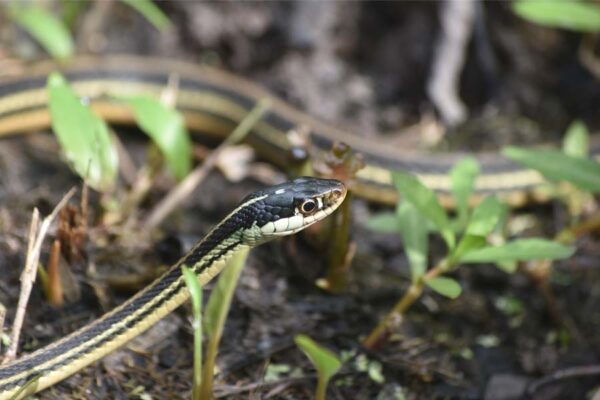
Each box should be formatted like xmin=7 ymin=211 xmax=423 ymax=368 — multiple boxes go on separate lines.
xmin=0 ymin=55 xmax=595 ymax=397
xmin=1 ymin=55 xmax=598 ymax=207
xmin=0 ymin=177 xmax=346 ymax=399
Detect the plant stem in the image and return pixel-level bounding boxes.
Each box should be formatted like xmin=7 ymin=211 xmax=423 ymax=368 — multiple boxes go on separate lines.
xmin=362 ymin=259 xmax=449 ymax=351
xmin=315 ymin=377 xmax=326 ymax=400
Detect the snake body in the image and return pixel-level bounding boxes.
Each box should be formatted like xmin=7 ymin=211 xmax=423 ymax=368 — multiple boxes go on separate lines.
xmin=0 ymin=177 xmax=346 ymax=399
xmin=1 ymin=56 xmax=597 ymax=206
xmin=0 ymin=55 xmax=595 ymax=397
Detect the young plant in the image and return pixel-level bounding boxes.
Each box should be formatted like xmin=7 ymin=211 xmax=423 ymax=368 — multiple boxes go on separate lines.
xmin=364 ymin=160 xmax=574 ymax=350
xmin=294 ymin=335 xmax=342 ymax=400
xmin=182 ymin=266 xmax=203 ymax=400
xmin=201 ymin=247 xmax=249 ymax=400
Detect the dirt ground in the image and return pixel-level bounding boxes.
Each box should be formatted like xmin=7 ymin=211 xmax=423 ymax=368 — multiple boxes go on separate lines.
xmin=1 ymin=2 xmax=599 ymax=399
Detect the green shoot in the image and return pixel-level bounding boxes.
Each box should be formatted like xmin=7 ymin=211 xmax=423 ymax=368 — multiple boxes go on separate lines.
xmin=181 ymin=265 xmax=203 ymax=400
xmin=364 ymin=160 xmax=576 ymax=350
xmin=9 ymin=6 xmax=74 ymax=61
xmin=450 ymin=158 xmax=480 ymax=228
xmin=201 ymin=247 xmax=249 ymax=400
xmin=396 ymin=201 xmax=428 ymax=282
xmin=120 ymin=0 xmax=172 ymax=31
xmin=47 ymin=73 xmax=118 ymax=192
xmin=502 ymin=147 xmax=600 ymax=193
xmin=393 ymin=172 xmax=455 ymax=249
xmin=127 ymin=97 xmax=192 ymax=181
xmin=512 ymin=0 xmax=600 ymax=32
xmin=294 ymin=335 xmax=342 ymax=400
xmin=562 ymin=121 xmax=589 ymax=158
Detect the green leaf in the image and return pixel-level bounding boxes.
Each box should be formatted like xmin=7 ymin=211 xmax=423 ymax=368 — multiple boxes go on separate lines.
xmin=294 ymin=335 xmax=341 ymax=386
xmin=11 ymin=7 xmax=74 ymax=61
xmin=495 ymin=261 xmax=518 ymax=274
xmin=450 ymin=158 xmax=480 ymax=226
xmin=121 ymin=0 xmax=172 ymax=31
xmin=512 ymin=0 xmax=600 ymax=32
xmin=466 ymin=197 xmax=503 ymax=237
xmin=181 ymin=265 xmax=203 ymax=317
xmin=451 ymin=234 xmax=487 ymax=264
xmin=48 ymin=73 xmax=118 ymax=192
xmin=127 ymin=96 xmax=192 ymax=180
xmin=203 ymin=247 xmax=248 ymax=339
xmin=563 ymin=120 xmax=589 ymax=158
xmin=181 ymin=265 xmax=203 ymax=400
xmin=201 ymin=247 xmax=249 ymax=399
xmin=366 ymin=212 xmax=399 ymax=233
xmin=503 ymin=147 xmax=600 ymax=193
xmin=397 ymin=201 xmax=428 ymax=282
xmin=425 ymin=277 xmax=462 ymax=299
xmin=393 ymin=171 xmax=455 ymax=249
xmin=461 ymin=238 xmax=575 ymax=263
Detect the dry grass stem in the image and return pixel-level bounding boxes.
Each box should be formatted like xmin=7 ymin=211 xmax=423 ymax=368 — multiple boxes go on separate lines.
xmin=2 ymin=188 xmax=76 ymax=363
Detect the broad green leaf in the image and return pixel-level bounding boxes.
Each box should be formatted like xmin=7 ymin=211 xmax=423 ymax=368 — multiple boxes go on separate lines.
xmin=294 ymin=335 xmax=341 ymax=385
xmin=121 ymin=0 xmax=171 ymax=31
xmin=48 ymin=73 xmax=118 ymax=192
xmin=366 ymin=212 xmax=399 ymax=233
xmin=11 ymin=7 xmax=74 ymax=61
xmin=466 ymin=197 xmax=503 ymax=237
xmin=461 ymin=238 xmax=574 ymax=263
xmin=563 ymin=120 xmax=588 ymax=158
xmin=503 ymin=147 xmax=600 ymax=192
xmin=512 ymin=0 xmax=600 ymax=32
xmin=127 ymin=97 xmax=192 ymax=180
xmin=397 ymin=201 xmax=428 ymax=282
xmin=425 ymin=277 xmax=462 ymax=299
xmin=393 ymin=172 xmax=455 ymax=249
xmin=450 ymin=158 xmax=480 ymax=226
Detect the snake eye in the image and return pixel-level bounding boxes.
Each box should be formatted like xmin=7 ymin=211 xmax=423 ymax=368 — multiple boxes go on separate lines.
xmin=300 ymin=199 xmax=317 ymax=214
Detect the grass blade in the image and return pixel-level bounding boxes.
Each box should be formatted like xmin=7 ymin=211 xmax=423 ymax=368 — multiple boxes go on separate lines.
xmin=201 ymin=247 xmax=249 ymax=399
xmin=120 ymin=0 xmax=171 ymax=31
xmin=182 ymin=266 xmax=203 ymax=400
xmin=11 ymin=6 xmax=74 ymax=61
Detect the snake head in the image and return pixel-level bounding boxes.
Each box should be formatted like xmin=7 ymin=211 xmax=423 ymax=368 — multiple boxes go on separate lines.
xmin=240 ymin=177 xmax=346 ymax=242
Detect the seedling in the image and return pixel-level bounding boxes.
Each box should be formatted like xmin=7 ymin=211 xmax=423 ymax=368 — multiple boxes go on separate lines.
xmin=294 ymin=335 xmax=342 ymax=400
xmin=182 ymin=265 xmax=203 ymax=400
xmin=365 ymin=160 xmax=574 ymax=350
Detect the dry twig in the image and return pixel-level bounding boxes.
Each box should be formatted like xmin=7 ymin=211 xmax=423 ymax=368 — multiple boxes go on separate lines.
xmin=427 ymin=0 xmax=475 ymax=127
xmin=2 ymin=188 xmax=76 ymax=363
